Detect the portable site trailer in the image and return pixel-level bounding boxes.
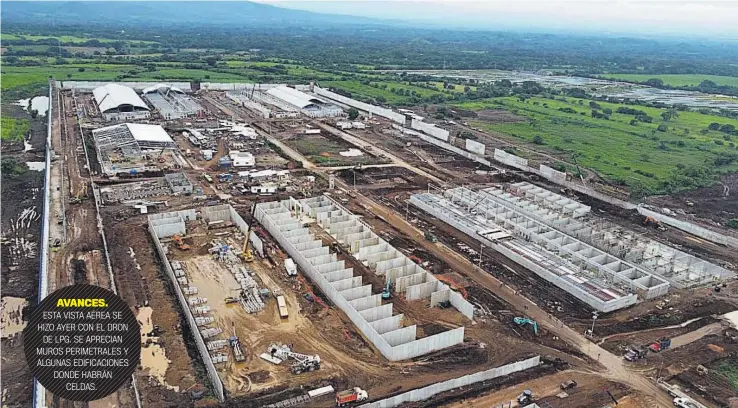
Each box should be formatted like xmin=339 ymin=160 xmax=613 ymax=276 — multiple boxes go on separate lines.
xmin=276 ymin=295 xmax=289 ymax=318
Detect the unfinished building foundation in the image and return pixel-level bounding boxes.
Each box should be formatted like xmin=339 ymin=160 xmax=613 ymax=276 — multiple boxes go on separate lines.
xmin=255 ymin=197 xmax=467 ymax=361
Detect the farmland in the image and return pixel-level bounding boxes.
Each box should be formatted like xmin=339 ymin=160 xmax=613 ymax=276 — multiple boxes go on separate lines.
xmin=455 ymin=96 xmax=738 ymax=194
xmin=602 ymin=74 xmax=738 ymax=87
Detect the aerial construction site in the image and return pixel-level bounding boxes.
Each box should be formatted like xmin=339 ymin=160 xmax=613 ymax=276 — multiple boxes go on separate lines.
xmin=14 ymin=78 xmax=738 ymax=408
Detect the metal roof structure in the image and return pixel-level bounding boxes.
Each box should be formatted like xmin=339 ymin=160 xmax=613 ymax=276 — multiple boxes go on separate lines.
xmin=93 ymin=123 xmax=174 ymax=151
xmin=142 ymin=83 xmax=186 ymax=94
xmin=265 ymin=86 xmax=325 ymax=109
xmin=92 ymin=84 xmax=150 ymax=114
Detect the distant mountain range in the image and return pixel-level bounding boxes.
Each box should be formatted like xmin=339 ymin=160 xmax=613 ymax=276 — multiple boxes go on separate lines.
xmin=1 ymin=1 xmax=391 ymax=28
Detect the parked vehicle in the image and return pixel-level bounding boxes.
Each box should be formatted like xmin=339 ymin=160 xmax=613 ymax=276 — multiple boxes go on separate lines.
xmin=336 ymin=387 xmax=368 ymax=406
xmin=560 ymin=380 xmax=577 ymax=390
xmin=624 ymin=346 xmax=648 ymax=361
xmin=649 ymin=337 xmax=672 ymax=353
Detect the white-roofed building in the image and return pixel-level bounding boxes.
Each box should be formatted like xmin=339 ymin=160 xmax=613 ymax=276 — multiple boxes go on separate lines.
xmin=92 ymin=123 xmax=176 ymax=175
xmin=93 ymin=84 xmax=151 ymax=121
xmin=142 ymin=83 xmax=203 ymax=120
xmin=229 ymin=151 xmax=255 ymax=167
xmin=265 ymin=86 xmax=342 ymax=118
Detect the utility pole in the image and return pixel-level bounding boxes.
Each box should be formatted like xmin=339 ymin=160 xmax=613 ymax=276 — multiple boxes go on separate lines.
xmin=478 ymin=242 xmax=483 ymax=270
xmin=590 ymin=311 xmax=599 ymax=337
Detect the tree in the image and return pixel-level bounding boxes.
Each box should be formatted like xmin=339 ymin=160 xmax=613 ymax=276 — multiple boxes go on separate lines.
xmin=589 ymin=101 xmax=601 ymax=109
xmin=657 ymin=124 xmax=668 ymax=132
xmin=645 ymin=78 xmax=664 ymax=88
xmin=532 ymin=135 xmax=545 ymax=145
xmin=603 ymin=108 xmax=613 ymax=115
xmin=347 ymin=108 xmax=359 ymax=120
xmin=719 ymin=124 xmax=736 ymax=133
xmin=708 ymin=122 xmax=721 ymax=130
xmin=661 ymin=111 xmax=672 ymax=121
xmin=78 ymin=67 xmax=85 ymax=72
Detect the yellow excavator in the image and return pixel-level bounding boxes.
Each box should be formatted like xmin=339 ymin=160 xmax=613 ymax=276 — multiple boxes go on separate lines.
xmin=240 ymin=198 xmax=259 ymax=262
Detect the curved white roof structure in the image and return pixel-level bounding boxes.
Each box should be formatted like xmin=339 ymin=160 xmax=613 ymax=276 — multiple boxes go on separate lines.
xmin=93 ymin=84 xmax=149 ymax=114
xmin=266 ymin=86 xmax=324 ymax=109
xmin=142 ymin=83 xmax=185 ymax=95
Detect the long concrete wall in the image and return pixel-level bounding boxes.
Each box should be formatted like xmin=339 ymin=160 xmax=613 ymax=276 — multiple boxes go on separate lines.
xmin=313 ymin=87 xmax=406 ymax=123
xmin=358 ymin=356 xmax=541 ymax=408
xmin=147 ymin=218 xmax=225 ymax=402
xmin=33 ymin=81 xmax=54 ymax=408
xmin=392 ymin=124 xmax=493 ymax=168
xmin=638 ymin=207 xmax=738 ymax=249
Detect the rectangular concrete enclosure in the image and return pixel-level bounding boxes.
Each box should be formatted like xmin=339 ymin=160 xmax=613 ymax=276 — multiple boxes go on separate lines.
xmin=255 ymin=197 xmax=469 ymax=361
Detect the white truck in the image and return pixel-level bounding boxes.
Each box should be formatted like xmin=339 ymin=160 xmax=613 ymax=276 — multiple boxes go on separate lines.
xmin=284 ymin=258 xmax=297 ymax=276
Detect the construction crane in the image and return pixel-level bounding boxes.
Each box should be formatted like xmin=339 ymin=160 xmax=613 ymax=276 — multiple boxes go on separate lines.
xmin=172 ymin=234 xmax=191 ymax=251
xmin=513 ymin=317 xmax=539 ymax=335
xmin=240 ymin=198 xmax=259 ymax=262
xmin=267 ymin=343 xmax=321 ymax=375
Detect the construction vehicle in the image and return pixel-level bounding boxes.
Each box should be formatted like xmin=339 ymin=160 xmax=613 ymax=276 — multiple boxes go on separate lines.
xmin=229 ymin=335 xmax=246 ymax=362
xmin=172 ymin=235 xmax=191 ymax=251
xmin=267 ymin=343 xmax=321 ymax=375
xmin=624 ymin=345 xmax=648 ymax=361
xmin=224 ymin=296 xmax=239 ymax=304
xmin=560 ymin=380 xmax=577 ymax=391
xmin=240 ymin=198 xmax=259 ymax=262
xmin=649 ymin=337 xmax=672 ymax=353
xmin=276 ymin=295 xmax=289 ymax=318
xmin=202 ymin=173 xmax=213 ymax=183
xmin=643 ymin=216 xmax=667 ymax=231
xmin=424 ymin=231 xmax=438 ymax=243
xmin=517 ymin=390 xmax=534 ymax=405
xmin=673 ymin=397 xmax=700 ymax=408
xmin=381 ymin=278 xmax=392 ymax=299
xmin=513 ymin=317 xmax=539 ymax=335
xmin=336 ymin=387 xmax=368 ymax=406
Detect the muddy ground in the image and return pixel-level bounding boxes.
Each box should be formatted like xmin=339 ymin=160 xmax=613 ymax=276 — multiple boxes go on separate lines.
xmin=1 ymin=95 xmax=48 ymax=408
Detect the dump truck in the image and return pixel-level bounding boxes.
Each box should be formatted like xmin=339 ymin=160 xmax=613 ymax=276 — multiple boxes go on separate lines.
xmin=624 ymin=346 xmax=648 ymax=361
xmin=649 ymin=337 xmax=672 ymax=353
xmin=336 ymin=387 xmax=368 ymax=406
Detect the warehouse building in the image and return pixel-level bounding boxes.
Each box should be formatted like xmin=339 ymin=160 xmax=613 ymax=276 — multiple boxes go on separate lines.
xmin=92 ymin=123 xmax=176 ymax=176
xmin=93 ymin=83 xmax=151 ymax=121
xmin=229 ymin=151 xmax=255 ymax=167
xmin=142 ymin=83 xmax=204 ymax=120
xmin=265 ymin=86 xmax=343 ymax=118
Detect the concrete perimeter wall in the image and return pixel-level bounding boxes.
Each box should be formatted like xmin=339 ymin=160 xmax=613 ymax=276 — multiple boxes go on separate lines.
xmin=313 ymin=87 xmax=406 ymax=123
xmin=392 ymin=124 xmax=493 ymax=167
xmin=638 ymin=207 xmax=738 ymax=249
xmin=34 ymin=81 xmax=54 ymax=408
xmin=359 ymin=356 xmax=541 ymax=408
xmin=147 ymin=213 xmax=225 ymax=402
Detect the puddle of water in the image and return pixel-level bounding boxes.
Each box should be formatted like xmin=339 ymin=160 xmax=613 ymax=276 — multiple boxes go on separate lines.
xmin=25 ymin=162 xmax=45 ymax=172
xmin=1 ymin=297 xmax=29 ymax=338
xmin=137 ymin=306 xmax=179 ymax=392
xmin=15 ymin=96 xmax=50 ymax=116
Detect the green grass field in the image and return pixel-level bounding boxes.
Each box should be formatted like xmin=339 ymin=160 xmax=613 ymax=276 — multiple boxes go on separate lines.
xmin=602 ymin=74 xmax=738 ymax=87
xmin=323 ymin=80 xmax=446 ymax=104
xmin=1 ymin=65 xmax=137 ymax=89
xmin=1 ymin=117 xmax=30 ymax=141
xmin=455 ymin=96 xmax=738 ymax=192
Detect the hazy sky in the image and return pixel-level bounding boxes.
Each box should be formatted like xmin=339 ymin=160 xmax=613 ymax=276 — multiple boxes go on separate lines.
xmin=254 ymin=0 xmax=738 ymax=37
